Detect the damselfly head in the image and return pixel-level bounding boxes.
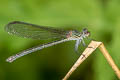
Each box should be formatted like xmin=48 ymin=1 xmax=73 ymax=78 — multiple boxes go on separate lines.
xmin=82 ymin=28 xmax=90 ymax=37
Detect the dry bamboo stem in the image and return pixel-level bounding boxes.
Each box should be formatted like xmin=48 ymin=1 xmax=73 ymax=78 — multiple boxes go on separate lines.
xmin=62 ymin=41 xmax=120 ymax=80
xmin=99 ymin=43 xmax=120 ymax=79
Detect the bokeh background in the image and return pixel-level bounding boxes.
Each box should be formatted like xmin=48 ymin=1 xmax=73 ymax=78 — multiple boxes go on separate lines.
xmin=0 ymin=0 xmax=120 ymax=80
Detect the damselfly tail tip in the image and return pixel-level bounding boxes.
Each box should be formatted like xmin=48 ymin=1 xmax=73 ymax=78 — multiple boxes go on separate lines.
xmin=6 ymin=56 xmax=16 ymax=63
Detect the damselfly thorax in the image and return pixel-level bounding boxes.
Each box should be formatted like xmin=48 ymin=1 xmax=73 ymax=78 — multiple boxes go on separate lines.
xmin=5 ymin=21 xmax=90 ymax=62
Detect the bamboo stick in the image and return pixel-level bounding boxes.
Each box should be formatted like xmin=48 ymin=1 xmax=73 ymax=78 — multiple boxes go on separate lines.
xmin=62 ymin=41 xmax=120 ymax=80
xmin=99 ymin=43 xmax=120 ymax=79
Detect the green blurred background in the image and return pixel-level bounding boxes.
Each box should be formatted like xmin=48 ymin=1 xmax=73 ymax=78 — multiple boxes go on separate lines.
xmin=0 ymin=0 xmax=120 ymax=80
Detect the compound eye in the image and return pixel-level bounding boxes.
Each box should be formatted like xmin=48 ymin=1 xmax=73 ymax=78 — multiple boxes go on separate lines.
xmin=83 ymin=28 xmax=90 ymax=37
xmin=83 ymin=28 xmax=88 ymax=33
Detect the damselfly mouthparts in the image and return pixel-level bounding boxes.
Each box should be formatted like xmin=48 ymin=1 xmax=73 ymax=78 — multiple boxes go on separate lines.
xmin=5 ymin=21 xmax=90 ymax=63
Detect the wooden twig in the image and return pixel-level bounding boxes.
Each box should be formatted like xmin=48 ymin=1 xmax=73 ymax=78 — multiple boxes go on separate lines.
xmin=99 ymin=43 xmax=120 ymax=79
xmin=62 ymin=41 xmax=120 ymax=80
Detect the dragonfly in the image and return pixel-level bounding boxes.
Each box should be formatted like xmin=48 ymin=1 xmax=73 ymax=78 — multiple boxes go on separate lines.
xmin=5 ymin=21 xmax=90 ymax=63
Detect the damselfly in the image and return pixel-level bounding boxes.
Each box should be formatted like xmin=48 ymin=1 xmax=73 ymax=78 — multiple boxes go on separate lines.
xmin=5 ymin=21 xmax=90 ymax=63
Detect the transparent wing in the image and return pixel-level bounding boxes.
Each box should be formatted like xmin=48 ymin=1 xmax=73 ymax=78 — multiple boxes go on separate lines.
xmin=5 ymin=21 xmax=67 ymax=39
